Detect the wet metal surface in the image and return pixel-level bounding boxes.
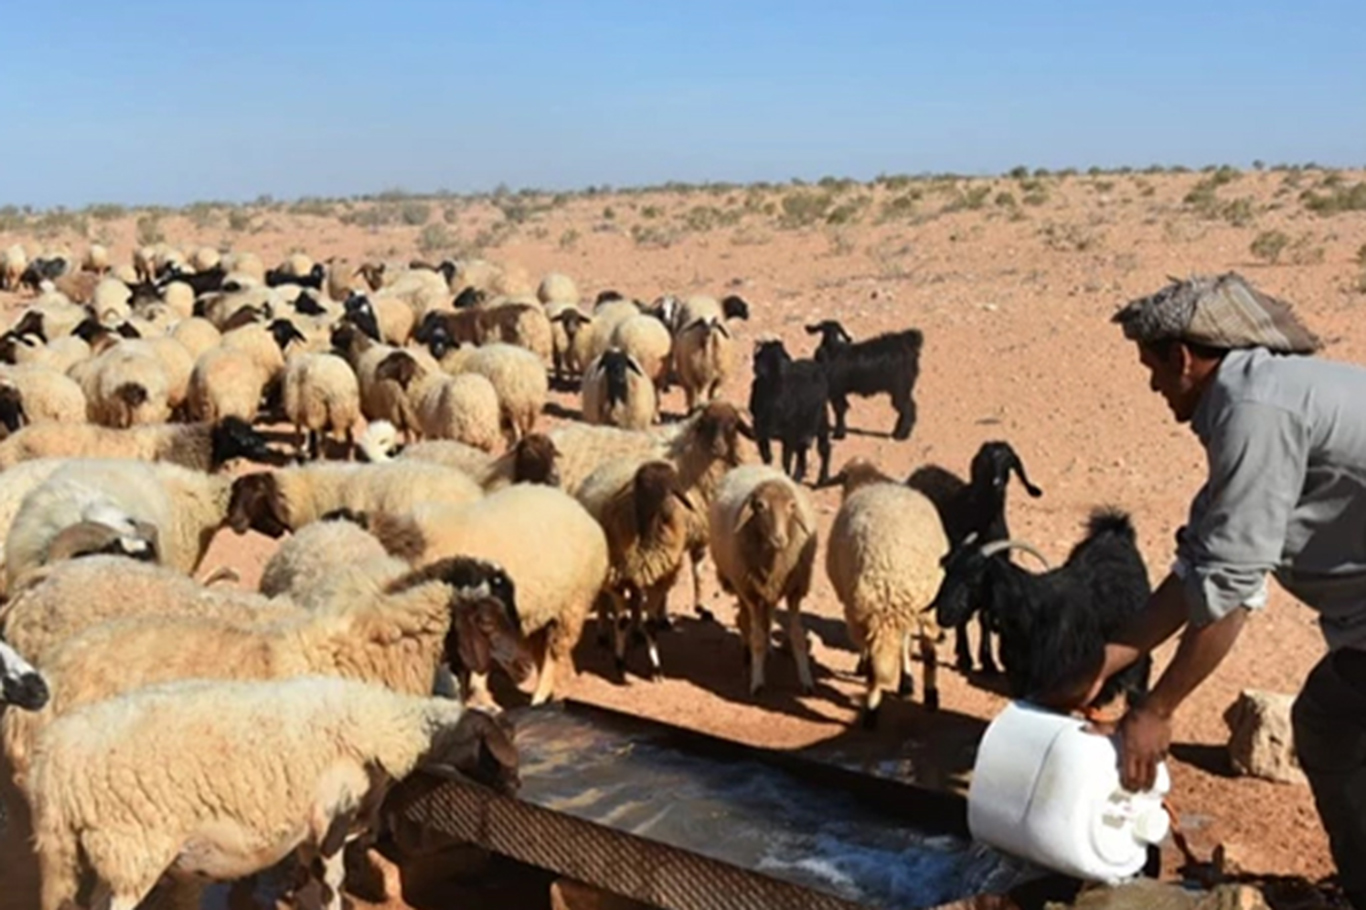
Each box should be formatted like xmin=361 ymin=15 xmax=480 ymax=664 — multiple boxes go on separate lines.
xmin=500 ymin=701 xmax=1043 ymax=910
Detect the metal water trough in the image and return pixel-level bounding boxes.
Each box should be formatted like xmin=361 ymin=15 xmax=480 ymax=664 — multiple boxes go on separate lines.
xmin=386 ymin=700 xmax=1081 ymax=910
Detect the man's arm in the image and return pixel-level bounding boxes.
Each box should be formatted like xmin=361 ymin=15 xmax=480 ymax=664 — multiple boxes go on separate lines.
xmin=1117 ymin=605 xmax=1248 ymax=791
xmin=1037 ymin=572 xmax=1192 ymax=711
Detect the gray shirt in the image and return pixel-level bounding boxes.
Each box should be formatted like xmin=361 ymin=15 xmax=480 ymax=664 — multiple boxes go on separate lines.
xmin=1177 ymin=347 xmax=1366 ymax=650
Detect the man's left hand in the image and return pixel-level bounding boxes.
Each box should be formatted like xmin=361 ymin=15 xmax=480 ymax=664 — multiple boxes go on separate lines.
xmin=1116 ymin=704 xmax=1171 ymax=792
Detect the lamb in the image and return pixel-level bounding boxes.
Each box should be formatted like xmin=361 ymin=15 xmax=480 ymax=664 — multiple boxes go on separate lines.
xmin=357 ymin=421 xmax=561 ymax=491
xmin=804 ymin=319 xmax=924 ymax=441
xmin=0 ymin=640 xmax=48 ymax=712
xmin=932 ymin=508 xmax=1153 ymax=713
xmin=907 ymin=441 xmax=1044 ymax=675
xmin=546 ymin=303 xmax=592 ymax=384
xmin=29 ymin=676 xmax=518 ymax=910
xmin=581 ymin=349 xmax=657 ymax=430
xmin=5 ymin=458 xmax=242 ymax=592
xmin=281 ymin=351 xmax=362 ymax=461
xmin=748 ymin=339 xmax=833 ymax=486
xmin=371 ymin=483 xmax=609 ymax=706
xmin=708 ymin=465 xmax=818 ymax=695
xmin=186 ymin=345 xmax=268 ymax=425
xmin=576 ymin=460 xmax=695 ymax=680
xmin=825 ymin=458 xmax=949 ymax=726
xmin=0 ymin=416 xmax=272 ymax=472
xmin=0 ymin=366 xmax=86 ymax=435
xmin=226 ymin=460 xmax=484 ymax=538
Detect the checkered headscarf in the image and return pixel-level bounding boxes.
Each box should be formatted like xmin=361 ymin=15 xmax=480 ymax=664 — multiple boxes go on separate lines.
xmin=1112 ymin=272 xmax=1322 ymax=354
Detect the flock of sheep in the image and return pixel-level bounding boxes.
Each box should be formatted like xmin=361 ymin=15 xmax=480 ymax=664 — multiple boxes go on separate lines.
xmin=0 ymin=239 xmax=1155 ymax=910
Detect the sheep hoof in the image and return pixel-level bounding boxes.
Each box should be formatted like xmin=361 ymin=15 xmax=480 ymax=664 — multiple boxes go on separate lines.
xmin=650 ymin=668 xmax=664 ymax=683
xmin=694 ymin=606 xmax=717 ymax=623
xmin=613 ymin=657 xmax=628 ymax=680
xmin=750 ymin=683 xmax=765 ymax=697
xmin=925 ymin=689 xmax=940 ymax=712
xmin=832 ymin=428 xmax=848 ymax=441
xmin=859 ymin=706 xmax=880 ymax=730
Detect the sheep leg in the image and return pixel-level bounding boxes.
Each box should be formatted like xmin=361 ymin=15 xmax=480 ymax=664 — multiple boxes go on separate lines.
xmin=830 ymin=393 xmax=850 ymax=439
xmin=919 ymin=633 xmax=940 ymax=712
xmin=595 ymin=591 xmax=613 ymax=648
xmin=689 ymin=543 xmax=716 ymax=622
xmin=530 ymin=632 xmax=560 ymax=706
xmin=343 ymin=426 xmax=355 ymax=462
xmin=899 ymin=632 xmax=916 ymax=697
xmin=757 ymin=434 xmax=774 ymax=466
xmin=786 ymin=593 xmax=814 ymax=695
xmin=815 ymin=429 xmax=832 ymax=487
xmin=793 ymin=444 xmax=809 ymax=484
xmin=976 ymin=614 xmax=999 ymax=675
xmin=642 ymin=584 xmax=668 ymax=681
xmin=747 ymin=598 xmax=772 ymax=696
xmin=862 ymin=633 xmax=902 ymax=730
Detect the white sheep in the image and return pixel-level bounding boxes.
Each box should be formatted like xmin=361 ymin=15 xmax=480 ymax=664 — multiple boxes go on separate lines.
xmin=77 ymin=342 xmax=171 ymax=428
xmin=186 ymin=345 xmax=268 ymax=425
xmin=29 ymin=676 xmax=517 ymax=910
xmin=190 ymin=246 xmax=221 ymax=272
xmin=170 ymin=316 xmax=222 ymax=360
xmin=610 ymin=312 xmax=672 ymax=395
xmin=0 ymin=244 xmax=27 ymax=291
xmin=281 ymin=351 xmax=362 ymax=460
xmin=537 ymin=271 xmax=579 ymax=305
xmin=0 ymin=366 xmax=86 ymax=432
xmin=442 ymin=342 xmax=548 ymax=444
xmin=708 ymin=465 xmax=818 ymax=695
xmin=576 ymin=459 xmax=695 ymax=680
xmin=545 ymin=301 xmax=592 ymax=382
xmin=825 ymin=458 xmax=948 ymax=725
xmin=226 ymin=460 xmax=484 ymax=538
xmin=673 ymin=315 xmax=733 ymax=411
xmin=583 ymin=299 xmax=642 ymax=365
xmin=372 ymin=483 xmax=608 ymax=706
xmin=5 ymin=459 xmax=239 ymax=592
xmin=257 ymin=513 xmax=404 ymax=602
xmin=415 ymin=371 xmax=503 ymax=452
xmin=0 ymin=416 xmax=271 ymax=472
xmin=581 ymin=349 xmax=657 ymax=430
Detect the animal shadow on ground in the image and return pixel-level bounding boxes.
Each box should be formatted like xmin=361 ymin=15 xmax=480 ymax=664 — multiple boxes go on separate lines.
xmin=1169 ymin=743 xmax=1237 ymax=779
xmin=840 ymin=425 xmax=895 ymax=440
xmin=568 ymin=613 xmax=849 ymax=725
xmin=542 ymin=401 xmax=583 ymax=422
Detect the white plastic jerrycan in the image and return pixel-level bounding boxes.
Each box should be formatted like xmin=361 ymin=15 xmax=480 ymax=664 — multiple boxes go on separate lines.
xmin=967 ymin=700 xmax=1171 ymax=884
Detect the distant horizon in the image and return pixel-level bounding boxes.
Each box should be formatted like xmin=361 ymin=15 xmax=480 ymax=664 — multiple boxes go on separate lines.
xmin=2 ymin=1 xmax=1361 ymax=210
xmin=4 ymin=159 xmax=1364 ymax=214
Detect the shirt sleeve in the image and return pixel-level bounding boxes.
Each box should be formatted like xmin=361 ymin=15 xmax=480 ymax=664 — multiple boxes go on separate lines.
xmin=1175 ymin=400 xmax=1307 ymax=625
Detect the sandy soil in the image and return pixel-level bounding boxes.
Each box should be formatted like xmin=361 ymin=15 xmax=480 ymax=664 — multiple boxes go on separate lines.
xmin=3 ymin=167 xmax=1362 ymax=904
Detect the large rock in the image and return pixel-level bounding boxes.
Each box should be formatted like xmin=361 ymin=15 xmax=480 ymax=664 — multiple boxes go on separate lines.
xmin=1223 ymin=689 xmax=1307 ymax=786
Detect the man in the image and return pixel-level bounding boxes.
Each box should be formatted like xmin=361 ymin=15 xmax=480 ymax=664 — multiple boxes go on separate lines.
xmin=1045 ymin=272 xmax=1366 ymax=907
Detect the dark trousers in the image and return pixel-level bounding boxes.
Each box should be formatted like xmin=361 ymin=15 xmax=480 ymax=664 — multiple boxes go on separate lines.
xmin=1293 ymin=647 xmax=1366 ymax=908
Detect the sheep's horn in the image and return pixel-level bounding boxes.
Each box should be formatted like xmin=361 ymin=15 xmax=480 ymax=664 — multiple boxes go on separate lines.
xmin=978 ymin=538 xmax=1052 ymax=569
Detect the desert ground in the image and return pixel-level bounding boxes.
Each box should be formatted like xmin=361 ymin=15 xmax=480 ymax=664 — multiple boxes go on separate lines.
xmin=2 ymin=165 xmax=1363 ymax=907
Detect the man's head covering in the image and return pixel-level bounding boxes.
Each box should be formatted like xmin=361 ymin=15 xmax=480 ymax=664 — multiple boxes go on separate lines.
xmin=1112 ymin=272 xmax=1321 ymax=354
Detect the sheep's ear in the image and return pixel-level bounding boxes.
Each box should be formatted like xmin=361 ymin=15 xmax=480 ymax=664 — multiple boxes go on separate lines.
xmin=625 ymin=357 xmax=644 ymax=377
xmin=735 ymin=416 xmax=755 ymax=440
xmin=671 ymin=488 xmax=696 ymax=513
xmin=732 ymin=498 xmax=756 ymax=534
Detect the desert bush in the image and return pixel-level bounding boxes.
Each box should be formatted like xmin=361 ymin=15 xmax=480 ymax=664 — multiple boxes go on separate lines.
xmin=1288 ymin=234 xmax=1325 ymax=265
xmin=84 ymin=203 xmax=126 ymax=221
xmin=1301 ymin=183 xmax=1366 ymax=215
xmin=1039 ymin=222 xmax=1101 ymax=252
xmin=226 ymin=208 xmax=253 ymax=232
xmin=1221 ymin=197 xmax=1257 ymax=227
xmin=558 ymin=228 xmax=580 ymax=250
xmin=1008 ymin=166 xmax=1030 ymax=179
xmin=778 ymin=191 xmax=835 ymax=229
xmin=995 ymin=191 xmax=1017 ymax=208
xmin=944 ymin=185 xmax=992 ymax=212
xmin=290 ymin=198 xmax=336 ymax=218
xmin=1022 ymin=189 xmax=1049 ymax=206
xmin=1250 ymin=230 xmax=1291 ymax=263
xmin=729 ymin=226 xmax=772 ymax=246
xmin=641 ymin=205 xmax=662 ymax=219
xmin=602 ymin=206 xmax=616 ymax=221
xmin=399 ymin=201 xmax=431 ymax=226
xmin=417 ymin=223 xmax=452 ymax=253
xmin=877 ymin=192 xmax=920 ymax=223
xmin=630 ymin=224 xmax=677 ymax=248
xmin=1355 ymin=243 xmax=1366 ymax=267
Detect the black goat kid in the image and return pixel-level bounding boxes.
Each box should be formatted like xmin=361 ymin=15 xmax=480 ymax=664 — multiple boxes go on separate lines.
xmin=804 ymin=319 xmax=922 ymax=441
xmin=749 ymin=340 xmax=832 ymax=486
xmin=932 ymin=508 xmax=1152 ymax=712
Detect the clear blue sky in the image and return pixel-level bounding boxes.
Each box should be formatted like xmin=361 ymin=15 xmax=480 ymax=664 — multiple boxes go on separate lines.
xmin=2 ymin=0 xmax=1361 ymax=209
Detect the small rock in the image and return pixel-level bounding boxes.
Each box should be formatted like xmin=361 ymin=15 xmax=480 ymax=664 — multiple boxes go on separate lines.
xmin=1223 ymin=690 xmax=1307 ymax=785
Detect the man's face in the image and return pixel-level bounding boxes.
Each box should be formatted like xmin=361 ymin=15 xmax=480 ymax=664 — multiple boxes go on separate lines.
xmin=1138 ymin=342 xmax=1201 ymax=423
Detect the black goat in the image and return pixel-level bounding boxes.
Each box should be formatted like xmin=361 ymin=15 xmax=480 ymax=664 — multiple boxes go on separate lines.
xmin=453 ymin=286 xmax=486 ymax=309
xmin=908 ymin=441 xmax=1043 ymax=675
xmin=804 ymin=319 xmax=923 ymax=441
xmin=265 ymin=263 xmax=325 ymax=290
xmin=158 ymin=263 xmax=226 ymax=297
xmin=18 ymin=257 xmax=68 ymax=292
xmin=748 ymin=340 xmax=832 ymax=486
xmin=932 ymin=508 xmax=1152 ymax=711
